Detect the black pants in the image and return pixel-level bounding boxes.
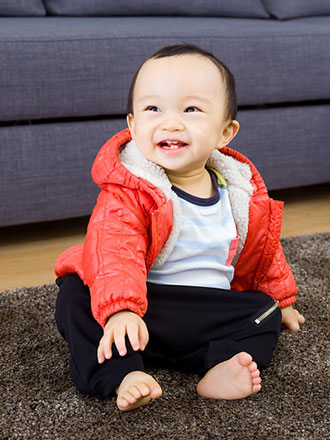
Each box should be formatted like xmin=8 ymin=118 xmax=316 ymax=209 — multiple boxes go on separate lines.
xmin=55 ymin=274 xmax=281 ymax=399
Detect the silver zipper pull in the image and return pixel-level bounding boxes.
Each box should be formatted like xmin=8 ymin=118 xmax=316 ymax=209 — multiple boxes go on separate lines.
xmin=255 ymin=301 xmax=280 ymax=324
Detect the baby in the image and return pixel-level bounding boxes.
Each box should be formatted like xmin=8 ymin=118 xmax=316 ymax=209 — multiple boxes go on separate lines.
xmin=55 ymin=44 xmax=305 ymax=411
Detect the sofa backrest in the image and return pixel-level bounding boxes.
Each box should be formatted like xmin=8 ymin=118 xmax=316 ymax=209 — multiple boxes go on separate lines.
xmin=1 ymin=0 xmax=330 ymax=20
xmin=42 ymin=0 xmax=270 ymax=18
xmin=263 ymin=0 xmax=330 ymax=19
xmin=0 ymin=0 xmax=46 ymax=16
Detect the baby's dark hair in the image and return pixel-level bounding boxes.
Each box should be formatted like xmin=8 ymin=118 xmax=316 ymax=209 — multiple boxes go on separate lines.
xmin=127 ymin=44 xmax=237 ymax=121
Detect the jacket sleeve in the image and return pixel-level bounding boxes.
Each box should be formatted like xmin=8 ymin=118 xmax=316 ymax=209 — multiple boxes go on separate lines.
xmin=248 ymin=198 xmax=298 ymax=308
xmin=256 ymin=241 xmax=298 ymax=308
xmin=82 ymin=186 xmax=151 ymax=329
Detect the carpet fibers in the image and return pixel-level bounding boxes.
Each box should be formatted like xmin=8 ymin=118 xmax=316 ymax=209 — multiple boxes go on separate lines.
xmin=1 ymin=233 xmax=329 ymax=439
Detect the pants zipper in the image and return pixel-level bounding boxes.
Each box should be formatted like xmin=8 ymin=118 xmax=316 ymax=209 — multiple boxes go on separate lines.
xmin=254 ymin=301 xmax=279 ymax=324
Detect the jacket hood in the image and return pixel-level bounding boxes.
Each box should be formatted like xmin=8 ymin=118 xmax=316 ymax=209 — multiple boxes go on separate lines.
xmin=92 ymin=128 xmax=172 ymax=208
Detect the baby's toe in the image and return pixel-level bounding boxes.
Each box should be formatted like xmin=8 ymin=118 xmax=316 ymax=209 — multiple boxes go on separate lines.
xmin=248 ymin=361 xmax=258 ymax=373
xmin=123 ymin=389 xmax=138 ymax=404
xmin=117 ymin=396 xmax=130 ymax=409
xmin=129 ymin=385 xmax=144 ymax=400
xmin=150 ymin=386 xmax=162 ymax=399
xmin=251 ymin=368 xmax=260 ymax=378
xmin=136 ymin=383 xmax=151 ymax=397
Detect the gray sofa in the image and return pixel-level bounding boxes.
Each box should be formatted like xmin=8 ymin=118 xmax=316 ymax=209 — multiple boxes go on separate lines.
xmin=1 ymin=0 xmax=330 ymax=227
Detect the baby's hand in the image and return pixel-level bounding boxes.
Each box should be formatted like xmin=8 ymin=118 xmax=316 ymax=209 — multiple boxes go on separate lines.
xmin=281 ymin=305 xmax=305 ymax=333
xmin=97 ymin=310 xmax=149 ymax=364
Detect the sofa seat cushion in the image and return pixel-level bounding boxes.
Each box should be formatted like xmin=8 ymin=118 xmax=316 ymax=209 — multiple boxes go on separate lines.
xmin=1 ymin=16 xmax=330 ymax=121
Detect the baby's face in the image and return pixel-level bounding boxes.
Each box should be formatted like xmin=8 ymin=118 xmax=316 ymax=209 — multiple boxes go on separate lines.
xmin=127 ymin=54 xmax=234 ymax=180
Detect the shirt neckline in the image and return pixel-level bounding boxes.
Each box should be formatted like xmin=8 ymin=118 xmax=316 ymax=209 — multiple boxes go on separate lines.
xmin=171 ymin=169 xmax=220 ymax=207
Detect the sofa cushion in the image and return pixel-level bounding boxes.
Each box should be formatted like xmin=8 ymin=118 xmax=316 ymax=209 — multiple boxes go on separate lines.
xmin=1 ymin=16 xmax=330 ymax=121
xmin=2 ymin=104 xmax=329 ymax=226
xmin=263 ymin=0 xmax=330 ymax=19
xmin=43 ymin=0 xmax=269 ymax=18
xmin=0 ymin=0 xmax=46 ymax=16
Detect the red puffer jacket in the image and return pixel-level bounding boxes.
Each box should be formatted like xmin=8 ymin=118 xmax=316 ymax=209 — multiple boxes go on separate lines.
xmin=55 ymin=129 xmax=297 ymax=328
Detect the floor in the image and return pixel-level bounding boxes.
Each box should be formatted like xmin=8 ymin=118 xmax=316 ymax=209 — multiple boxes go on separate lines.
xmin=1 ymin=183 xmax=330 ymax=291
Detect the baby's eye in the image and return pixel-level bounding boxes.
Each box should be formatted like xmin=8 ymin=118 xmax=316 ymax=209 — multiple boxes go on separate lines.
xmin=146 ymin=106 xmax=160 ymax=112
xmin=185 ymin=107 xmax=200 ymax=113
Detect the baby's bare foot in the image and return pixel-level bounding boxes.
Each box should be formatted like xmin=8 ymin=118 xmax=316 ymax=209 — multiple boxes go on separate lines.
xmin=196 ymin=352 xmax=261 ymax=400
xmin=115 ymin=371 xmax=162 ymax=411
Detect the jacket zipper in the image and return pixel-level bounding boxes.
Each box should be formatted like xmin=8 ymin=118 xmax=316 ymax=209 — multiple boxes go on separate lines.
xmin=254 ymin=301 xmax=279 ymax=324
xmin=151 ymin=212 xmax=158 ymax=259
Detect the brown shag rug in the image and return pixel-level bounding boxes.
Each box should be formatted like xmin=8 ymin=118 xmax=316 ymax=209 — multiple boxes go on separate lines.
xmin=1 ymin=233 xmax=329 ymax=440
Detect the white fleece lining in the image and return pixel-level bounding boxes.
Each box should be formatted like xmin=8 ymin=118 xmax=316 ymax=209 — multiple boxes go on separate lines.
xmin=207 ymin=150 xmax=253 ymax=265
xmin=119 ymin=140 xmax=253 ymax=266
xmin=119 ymin=140 xmax=182 ymax=266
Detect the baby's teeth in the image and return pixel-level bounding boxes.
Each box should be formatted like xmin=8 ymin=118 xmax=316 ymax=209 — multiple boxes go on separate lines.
xmin=160 ymin=141 xmax=184 ymax=149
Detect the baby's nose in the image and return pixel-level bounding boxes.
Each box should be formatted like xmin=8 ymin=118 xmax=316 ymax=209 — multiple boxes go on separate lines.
xmin=160 ymin=115 xmax=184 ymax=131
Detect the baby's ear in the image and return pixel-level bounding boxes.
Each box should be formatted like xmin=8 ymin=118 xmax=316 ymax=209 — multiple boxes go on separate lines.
xmin=126 ymin=113 xmax=136 ymax=138
xmin=218 ymin=120 xmax=240 ymax=148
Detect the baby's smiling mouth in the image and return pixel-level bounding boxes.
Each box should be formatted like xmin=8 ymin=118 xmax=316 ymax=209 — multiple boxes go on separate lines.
xmin=158 ymin=140 xmax=188 ymax=150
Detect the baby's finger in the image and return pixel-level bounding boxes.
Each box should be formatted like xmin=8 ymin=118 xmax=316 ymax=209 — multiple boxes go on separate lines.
xmin=97 ymin=346 xmax=104 ymax=364
xmin=97 ymin=343 xmax=106 ymax=364
xmin=104 ymin=327 xmax=115 ymax=359
xmin=127 ymin=324 xmax=140 ymax=351
xmin=297 ymin=312 xmax=306 ymax=325
xmin=114 ymin=326 xmax=127 ymax=356
xmin=97 ymin=331 xmax=113 ymax=363
xmin=287 ymin=319 xmax=300 ymax=333
xmin=97 ymin=339 xmax=110 ymax=363
xmin=139 ymin=322 xmax=149 ymax=350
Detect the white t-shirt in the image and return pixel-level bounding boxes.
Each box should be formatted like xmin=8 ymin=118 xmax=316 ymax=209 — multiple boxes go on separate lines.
xmin=147 ymin=170 xmax=239 ymax=290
